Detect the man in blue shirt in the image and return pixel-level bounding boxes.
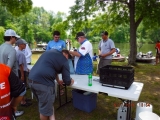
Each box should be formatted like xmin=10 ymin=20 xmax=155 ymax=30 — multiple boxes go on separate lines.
xmin=46 ymin=31 xmax=66 ymax=51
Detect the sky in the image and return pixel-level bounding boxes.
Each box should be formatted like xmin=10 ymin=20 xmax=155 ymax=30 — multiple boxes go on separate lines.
xmin=32 ymin=0 xmax=76 ymax=14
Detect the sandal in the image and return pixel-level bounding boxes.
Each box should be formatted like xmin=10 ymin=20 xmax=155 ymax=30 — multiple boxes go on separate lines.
xmin=21 ymin=102 xmax=32 ymax=107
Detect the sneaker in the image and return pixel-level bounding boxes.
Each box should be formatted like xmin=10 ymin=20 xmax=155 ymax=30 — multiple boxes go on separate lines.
xmin=15 ymin=111 xmax=24 ymax=117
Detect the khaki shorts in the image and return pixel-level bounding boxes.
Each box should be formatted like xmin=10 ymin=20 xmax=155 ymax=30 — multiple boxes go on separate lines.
xmin=29 ymin=81 xmax=55 ymax=116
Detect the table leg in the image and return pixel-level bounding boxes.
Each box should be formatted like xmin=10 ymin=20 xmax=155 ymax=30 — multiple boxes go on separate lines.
xmin=57 ymin=85 xmax=71 ymax=109
xmin=118 ymin=99 xmax=132 ymax=120
xmin=126 ymin=100 xmax=132 ymax=120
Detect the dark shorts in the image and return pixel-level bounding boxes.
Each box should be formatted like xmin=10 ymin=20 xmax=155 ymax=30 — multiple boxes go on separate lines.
xmin=97 ymin=58 xmax=112 ymax=74
xmin=28 ymin=81 xmax=55 ymax=116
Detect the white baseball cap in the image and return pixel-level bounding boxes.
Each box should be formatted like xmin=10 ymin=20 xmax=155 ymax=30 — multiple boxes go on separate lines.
xmin=4 ymin=29 xmax=19 ymax=37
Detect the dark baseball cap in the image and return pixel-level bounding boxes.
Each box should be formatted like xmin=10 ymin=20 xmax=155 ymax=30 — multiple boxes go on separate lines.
xmin=15 ymin=39 xmax=27 ymax=46
xmin=75 ymin=32 xmax=85 ymax=39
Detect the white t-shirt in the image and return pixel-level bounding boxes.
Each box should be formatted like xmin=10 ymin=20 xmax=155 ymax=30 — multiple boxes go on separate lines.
xmin=74 ymin=40 xmax=93 ymax=71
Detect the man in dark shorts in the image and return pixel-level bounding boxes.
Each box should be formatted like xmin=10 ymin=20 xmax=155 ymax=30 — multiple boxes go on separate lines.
xmin=97 ymin=31 xmax=116 ymax=74
xmin=28 ymin=49 xmax=74 ymax=120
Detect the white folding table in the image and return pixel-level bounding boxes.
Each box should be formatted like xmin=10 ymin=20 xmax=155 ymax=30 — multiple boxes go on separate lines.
xmin=27 ymin=65 xmax=144 ymax=120
xmin=62 ymin=75 xmax=144 ymax=120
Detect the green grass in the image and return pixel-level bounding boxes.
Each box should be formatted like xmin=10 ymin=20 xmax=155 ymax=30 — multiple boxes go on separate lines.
xmin=17 ymin=61 xmax=160 ymax=120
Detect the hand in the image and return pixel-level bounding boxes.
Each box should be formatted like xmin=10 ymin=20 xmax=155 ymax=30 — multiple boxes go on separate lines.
xmin=57 ymin=80 xmax=64 ymax=87
xmin=69 ymin=51 xmax=73 ymax=54
xmin=70 ymin=79 xmax=74 ymax=86
xmin=99 ymin=54 xmax=107 ymax=58
xmin=67 ymin=40 xmax=70 ymax=43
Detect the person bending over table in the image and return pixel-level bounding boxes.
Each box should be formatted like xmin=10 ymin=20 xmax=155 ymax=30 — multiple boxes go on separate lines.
xmin=69 ymin=32 xmax=93 ymax=75
xmin=28 ymin=49 xmax=74 ymax=120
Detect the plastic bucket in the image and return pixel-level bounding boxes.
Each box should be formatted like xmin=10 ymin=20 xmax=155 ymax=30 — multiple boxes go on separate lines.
xmin=138 ymin=111 xmax=160 ymax=120
xmin=135 ymin=102 xmax=152 ymax=120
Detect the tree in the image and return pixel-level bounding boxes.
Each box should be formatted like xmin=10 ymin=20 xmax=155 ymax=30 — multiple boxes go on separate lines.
xmin=0 ymin=0 xmax=32 ymax=16
xmin=0 ymin=26 xmax=5 ymax=44
xmin=67 ymin=0 xmax=160 ymax=65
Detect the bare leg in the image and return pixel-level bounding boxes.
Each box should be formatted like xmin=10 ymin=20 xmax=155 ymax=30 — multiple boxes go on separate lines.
xmin=49 ymin=115 xmax=55 ymax=120
xmin=49 ymin=107 xmax=55 ymax=120
xmin=40 ymin=114 xmax=49 ymax=120
xmin=11 ymin=96 xmax=23 ymax=112
xmin=21 ymin=96 xmax=26 ymax=104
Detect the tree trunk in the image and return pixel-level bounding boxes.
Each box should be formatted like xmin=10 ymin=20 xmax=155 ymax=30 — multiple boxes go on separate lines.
xmin=128 ymin=0 xmax=137 ymax=66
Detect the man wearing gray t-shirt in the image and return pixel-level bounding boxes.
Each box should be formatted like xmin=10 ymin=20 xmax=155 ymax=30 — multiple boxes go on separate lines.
xmin=97 ymin=31 xmax=116 ymax=74
xmin=0 ymin=29 xmax=18 ymax=75
xmin=0 ymin=29 xmax=24 ymax=116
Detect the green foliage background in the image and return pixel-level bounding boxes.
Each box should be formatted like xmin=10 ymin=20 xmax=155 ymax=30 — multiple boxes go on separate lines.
xmin=0 ymin=0 xmax=160 ymax=47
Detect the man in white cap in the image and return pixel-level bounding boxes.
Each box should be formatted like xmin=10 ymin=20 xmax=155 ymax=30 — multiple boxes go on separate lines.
xmin=0 ymin=29 xmax=25 ymax=117
xmin=69 ymin=32 xmax=93 ymax=75
xmin=0 ymin=29 xmax=19 ymax=75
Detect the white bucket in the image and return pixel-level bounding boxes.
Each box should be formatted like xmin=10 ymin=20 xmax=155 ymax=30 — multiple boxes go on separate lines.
xmin=138 ymin=111 xmax=160 ymax=120
xmin=135 ymin=102 xmax=153 ymax=120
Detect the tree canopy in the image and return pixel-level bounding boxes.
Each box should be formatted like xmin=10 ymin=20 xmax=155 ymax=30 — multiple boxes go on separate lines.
xmin=0 ymin=6 xmax=67 ymax=45
xmin=0 ymin=0 xmax=32 ymax=16
xmin=66 ymin=0 xmax=160 ymax=65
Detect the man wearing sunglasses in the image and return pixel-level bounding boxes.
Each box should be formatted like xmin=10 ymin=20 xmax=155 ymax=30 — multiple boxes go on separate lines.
xmin=69 ymin=32 xmax=93 ymax=75
xmin=46 ymin=31 xmax=66 ymax=51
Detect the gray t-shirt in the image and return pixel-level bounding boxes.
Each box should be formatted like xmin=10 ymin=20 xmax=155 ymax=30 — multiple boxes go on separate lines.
xmin=0 ymin=42 xmax=18 ymax=75
xmin=98 ymin=39 xmax=115 ymax=59
xmin=16 ymin=49 xmax=28 ymax=72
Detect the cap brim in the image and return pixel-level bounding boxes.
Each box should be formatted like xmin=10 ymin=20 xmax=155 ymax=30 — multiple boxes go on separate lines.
xmin=15 ymin=35 xmax=20 ymax=38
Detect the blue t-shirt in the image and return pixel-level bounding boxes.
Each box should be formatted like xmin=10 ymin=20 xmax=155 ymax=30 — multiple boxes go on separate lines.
xmin=46 ymin=40 xmax=66 ymax=51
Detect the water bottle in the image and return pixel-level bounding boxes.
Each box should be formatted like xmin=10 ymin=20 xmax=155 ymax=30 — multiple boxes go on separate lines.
xmin=88 ymin=73 xmax=92 ymax=86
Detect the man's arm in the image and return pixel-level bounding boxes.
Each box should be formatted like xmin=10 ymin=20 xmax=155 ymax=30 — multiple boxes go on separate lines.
xmin=19 ymin=64 xmax=24 ymax=81
xmin=61 ymin=60 xmax=74 ymax=86
xmin=69 ymin=51 xmax=81 ymax=57
xmin=100 ymin=48 xmax=116 ymax=58
xmin=63 ymin=40 xmax=67 ymax=49
xmin=55 ymin=74 xmax=64 ymax=86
